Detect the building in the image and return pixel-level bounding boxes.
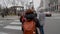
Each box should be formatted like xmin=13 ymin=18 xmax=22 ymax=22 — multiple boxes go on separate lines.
xmin=8 ymin=6 xmax=24 ymax=15
xmin=38 ymin=0 xmax=49 ymax=11
xmin=48 ymin=0 xmax=58 ymax=12
xmin=38 ymin=0 xmax=58 ymax=12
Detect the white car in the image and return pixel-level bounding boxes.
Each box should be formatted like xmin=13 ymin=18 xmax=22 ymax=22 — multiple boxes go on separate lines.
xmin=44 ymin=11 xmax=52 ymax=17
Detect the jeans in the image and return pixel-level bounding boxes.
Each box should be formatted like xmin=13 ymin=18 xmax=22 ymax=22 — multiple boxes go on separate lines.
xmin=39 ymin=26 xmax=44 ymax=34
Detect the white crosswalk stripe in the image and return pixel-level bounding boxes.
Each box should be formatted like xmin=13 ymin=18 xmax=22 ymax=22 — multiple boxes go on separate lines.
xmin=4 ymin=25 xmax=21 ymax=30
xmin=3 ymin=20 xmax=22 ymax=30
xmin=14 ymin=20 xmax=20 ymax=21
xmin=0 ymin=21 xmax=3 ymax=22
xmin=10 ymin=22 xmax=22 ymax=25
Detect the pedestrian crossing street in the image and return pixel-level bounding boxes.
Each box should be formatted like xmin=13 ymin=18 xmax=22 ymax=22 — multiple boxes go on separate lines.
xmin=0 ymin=20 xmax=22 ymax=31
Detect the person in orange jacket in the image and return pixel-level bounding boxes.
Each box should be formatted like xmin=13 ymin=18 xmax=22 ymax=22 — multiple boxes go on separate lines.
xmin=24 ymin=9 xmax=40 ymax=34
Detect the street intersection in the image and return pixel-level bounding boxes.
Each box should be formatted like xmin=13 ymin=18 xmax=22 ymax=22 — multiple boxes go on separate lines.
xmin=0 ymin=13 xmax=60 ymax=34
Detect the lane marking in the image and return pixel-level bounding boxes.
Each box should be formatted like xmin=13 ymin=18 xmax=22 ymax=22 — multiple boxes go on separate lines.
xmin=4 ymin=25 xmax=22 ymax=30
xmin=0 ymin=21 xmax=3 ymax=22
xmin=14 ymin=20 xmax=20 ymax=21
xmin=10 ymin=22 xmax=22 ymax=25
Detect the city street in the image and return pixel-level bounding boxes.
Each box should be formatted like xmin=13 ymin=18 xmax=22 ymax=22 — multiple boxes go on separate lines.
xmin=0 ymin=13 xmax=60 ymax=34
xmin=0 ymin=0 xmax=59 ymax=34
xmin=44 ymin=13 xmax=60 ymax=34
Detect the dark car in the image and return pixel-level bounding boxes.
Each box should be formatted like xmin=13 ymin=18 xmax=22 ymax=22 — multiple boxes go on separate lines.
xmin=43 ymin=11 xmax=52 ymax=17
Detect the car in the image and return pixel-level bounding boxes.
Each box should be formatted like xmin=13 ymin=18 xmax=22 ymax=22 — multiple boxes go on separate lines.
xmin=43 ymin=11 xmax=52 ymax=17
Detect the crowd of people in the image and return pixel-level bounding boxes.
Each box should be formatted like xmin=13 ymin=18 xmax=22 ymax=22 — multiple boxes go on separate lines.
xmin=20 ymin=7 xmax=45 ymax=34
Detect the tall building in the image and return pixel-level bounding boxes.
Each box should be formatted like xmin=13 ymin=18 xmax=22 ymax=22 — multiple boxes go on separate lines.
xmin=38 ymin=0 xmax=49 ymax=11
xmin=48 ymin=0 xmax=58 ymax=12
xmin=39 ymin=0 xmax=58 ymax=12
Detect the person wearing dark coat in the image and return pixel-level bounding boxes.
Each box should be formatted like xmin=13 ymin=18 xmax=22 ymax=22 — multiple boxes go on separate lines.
xmin=20 ymin=9 xmax=40 ymax=34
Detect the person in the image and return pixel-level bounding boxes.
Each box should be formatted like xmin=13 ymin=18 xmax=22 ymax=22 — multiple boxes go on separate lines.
xmin=38 ymin=10 xmax=45 ymax=34
xmin=1 ymin=12 xmax=4 ymax=18
xmin=25 ymin=9 xmax=40 ymax=34
xmin=18 ymin=13 xmax=20 ymax=16
xmin=20 ymin=12 xmax=26 ymax=32
xmin=20 ymin=8 xmax=40 ymax=34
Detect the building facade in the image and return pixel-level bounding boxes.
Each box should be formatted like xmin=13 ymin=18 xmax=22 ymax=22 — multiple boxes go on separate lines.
xmin=48 ymin=0 xmax=58 ymax=12
xmin=38 ymin=0 xmax=49 ymax=11
xmin=39 ymin=0 xmax=58 ymax=12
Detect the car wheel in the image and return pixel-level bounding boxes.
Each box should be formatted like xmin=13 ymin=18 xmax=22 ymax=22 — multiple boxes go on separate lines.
xmin=50 ymin=14 xmax=52 ymax=16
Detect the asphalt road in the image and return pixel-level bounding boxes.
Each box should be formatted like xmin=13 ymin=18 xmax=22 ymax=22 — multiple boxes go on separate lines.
xmin=0 ymin=13 xmax=60 ymax=34
xmin=44 ymin=13 xmax=60 ymax=34
xmin=0 ymin=19 xmax=23 ymax=34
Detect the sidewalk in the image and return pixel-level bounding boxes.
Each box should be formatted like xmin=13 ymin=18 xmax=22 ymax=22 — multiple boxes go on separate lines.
xmin=0 ymin=16 xmax=20 ymax=20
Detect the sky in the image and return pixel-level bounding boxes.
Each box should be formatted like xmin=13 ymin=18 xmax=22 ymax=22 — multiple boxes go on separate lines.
xmin=0 ymin=0 xmax=41 ymax=10
xmin=33 ymin=0 xmax=41 ymax=10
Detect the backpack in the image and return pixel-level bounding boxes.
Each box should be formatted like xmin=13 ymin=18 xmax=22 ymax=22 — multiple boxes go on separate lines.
xmin=23 ymin=20 xmax=36 ymax=34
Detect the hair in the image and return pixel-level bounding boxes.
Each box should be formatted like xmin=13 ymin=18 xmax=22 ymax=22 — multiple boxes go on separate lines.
xmin=25 ymin=9 xmax=34 ymax=14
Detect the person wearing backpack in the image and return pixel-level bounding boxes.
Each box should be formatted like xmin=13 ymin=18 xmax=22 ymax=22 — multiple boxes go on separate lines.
xmin=22 ymin=9 xmax=40 ymax=34
xmin=23 ymin=15 xmax=36 ymax=34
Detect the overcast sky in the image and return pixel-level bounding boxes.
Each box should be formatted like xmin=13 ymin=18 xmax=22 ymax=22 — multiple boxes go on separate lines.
xmin=0 ymin=0 xmax=41 ymax=10
xmin=33 ymin=0 xmax=41 ymax=10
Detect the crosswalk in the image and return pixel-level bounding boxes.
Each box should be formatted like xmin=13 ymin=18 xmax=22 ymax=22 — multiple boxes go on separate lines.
xmin=0 ymin=32 xmax=8 ymax=34
xmin=0 ymin=21 xmax=4 ymax=26
xmin=3 ymin=20 xmax=22 ymax=30
xmin=0 ymin=21 xmax=3 ymax=22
